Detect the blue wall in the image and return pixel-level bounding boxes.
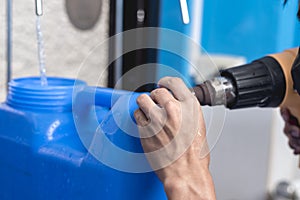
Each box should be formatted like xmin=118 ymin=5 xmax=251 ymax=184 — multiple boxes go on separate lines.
xmin=201 ymin=0 xmax=300 ymax=61
xmin=156 ymin=0 xmax=300 ymax=84
xmin=157 ymin=0 xmax=200 ymax=85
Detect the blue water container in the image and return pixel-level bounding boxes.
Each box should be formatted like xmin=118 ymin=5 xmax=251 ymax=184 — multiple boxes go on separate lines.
xmin=0 ymin=77 xmax=166 ymax=200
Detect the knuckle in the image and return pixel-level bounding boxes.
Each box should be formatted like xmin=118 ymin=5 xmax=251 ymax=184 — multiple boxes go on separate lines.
xmin=165 ymin=100 xmax=176 ymax=109
xmin=173 ymin=77 xmax=183 ymax=83
xmin=165 ymin=100 xmax=180 ymax=112
xmin=159 ymin=76 xmax=171 ymax=82
xmin=168 ymin=77 xmax=182 ymax=85
xmin=283 ymin=124 xmax=290 ymax=135
xmin=288 ymin=139 xmax=298 ymax=150
xmin=136 ymin=94 xmax=148 ymax=104
xmin=159 ymin=76 xmax=183 ymax=86
xmin=149 ymin=108 xmax=163 ymax=121
xmin=151 ymin=88 xmax=168 ymax=98
xmin=153 ymin=113 xmax=167 ymax=127
xmin=149 ymin=90 xmax=157 ymax=98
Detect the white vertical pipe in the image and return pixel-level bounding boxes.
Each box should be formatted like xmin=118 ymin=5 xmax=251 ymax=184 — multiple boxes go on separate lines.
xmin=190 ymin=0 xmax=203 ymax=45
xmin=6 ymin=0 xmax=12 ymax=91
xmin=114 ymin=0 xmax=123 ymax=89
xmin=179 ymin=0 xmax=190 ymax=24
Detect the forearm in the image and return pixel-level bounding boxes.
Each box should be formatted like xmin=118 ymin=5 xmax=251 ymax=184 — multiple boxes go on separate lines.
xmin=161 ymin=164 xmax=216 ymax=200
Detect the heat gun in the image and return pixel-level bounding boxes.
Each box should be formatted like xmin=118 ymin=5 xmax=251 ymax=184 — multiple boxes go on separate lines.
xmin=193 ymin=48 xmax=300 ymax=123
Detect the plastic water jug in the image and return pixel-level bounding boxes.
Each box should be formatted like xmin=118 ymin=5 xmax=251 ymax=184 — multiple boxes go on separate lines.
xmin=0 ymin=77 xmax=166 ymax=200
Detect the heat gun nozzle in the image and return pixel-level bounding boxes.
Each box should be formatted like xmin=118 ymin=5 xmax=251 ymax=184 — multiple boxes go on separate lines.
xmin=192 ymin=84 xmax=212 ymax=106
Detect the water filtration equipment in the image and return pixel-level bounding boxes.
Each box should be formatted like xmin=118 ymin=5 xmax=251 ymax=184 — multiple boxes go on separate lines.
xmin=0 ymin=77 xmax=166 ymax=199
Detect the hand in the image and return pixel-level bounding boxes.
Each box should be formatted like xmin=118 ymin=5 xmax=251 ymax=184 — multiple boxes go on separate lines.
xmin=134 ymin=77 xmax=216 ymax=200
xmin=280 ymin=108 xmax=300 ymax=154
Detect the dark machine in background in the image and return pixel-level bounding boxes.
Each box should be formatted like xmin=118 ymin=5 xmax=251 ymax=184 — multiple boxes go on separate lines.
xmin=108 ymin=0 xmax=160 ymax=91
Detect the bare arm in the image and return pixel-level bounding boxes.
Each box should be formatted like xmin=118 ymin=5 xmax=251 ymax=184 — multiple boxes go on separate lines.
xmin=134 ymin=77 xmax=216 ymax=200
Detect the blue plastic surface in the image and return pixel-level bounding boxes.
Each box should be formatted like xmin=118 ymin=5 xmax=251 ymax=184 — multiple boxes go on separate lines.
xmin=0 ymin=77 xmax=166 ymax=200
xmin=201 ymin=0 xmax=300 ymax=61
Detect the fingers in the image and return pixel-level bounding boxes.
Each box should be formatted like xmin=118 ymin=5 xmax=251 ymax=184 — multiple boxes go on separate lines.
xmin=150 ymin=88 xmax=175 ymax=108
xmin=288 ymin=136 xmax=300 ymax=155
xmin=280 ymin=107 xmax=299 ymax=126
xmin=135 ymin=94 xmax=167 ymax=133
xmin=280 ymin=108 xmax=290 ymax=122
xmin=281 ymin=107 xmax=300 ymax=154
xmin=283 ymin=119 xmax=300 ymax=154
xmin=134 ymin=109 xmax=149 ymax=127
xmin=284 ymin=123 xmax=300 ymax=137
xmin=158 ymin=77 xmax=192 ymax=101
xmin=136 ymin=94 xmax=160 ymax=119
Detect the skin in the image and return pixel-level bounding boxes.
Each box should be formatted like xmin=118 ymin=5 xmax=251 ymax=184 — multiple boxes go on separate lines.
xmin=280 ymin=108 xmax=300 ymax=154
xmin=133 ymin=78 xmax=300 ymax=199
xmin=132 ymin=3 xmax=300 ymax=198
xmin=134 ymin=77 xmax=216 ymax=200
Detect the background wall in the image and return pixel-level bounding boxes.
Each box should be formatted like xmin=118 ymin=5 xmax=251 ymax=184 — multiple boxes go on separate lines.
xmin=202 ymin=0 xmax=300 ymax=61
xmin=0 ymin=0 xmax=109 ymax=102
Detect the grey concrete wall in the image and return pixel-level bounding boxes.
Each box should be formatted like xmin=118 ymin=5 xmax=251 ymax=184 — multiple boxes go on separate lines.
xmin=0 ymin=0 xmax=109 ymax=102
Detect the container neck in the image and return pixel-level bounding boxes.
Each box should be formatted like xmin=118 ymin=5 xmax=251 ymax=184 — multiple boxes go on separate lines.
xmin=6 ymin=77 xmax=86 ymax=112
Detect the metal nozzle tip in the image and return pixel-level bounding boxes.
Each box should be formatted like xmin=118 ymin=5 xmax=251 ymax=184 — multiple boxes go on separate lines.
xmin=192 ymin=83 xmax=212 ymax=106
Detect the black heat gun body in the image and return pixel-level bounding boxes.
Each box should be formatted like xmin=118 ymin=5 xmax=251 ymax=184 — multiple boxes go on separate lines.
xmin=193 ymin=48 xmax=300 ymax=124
